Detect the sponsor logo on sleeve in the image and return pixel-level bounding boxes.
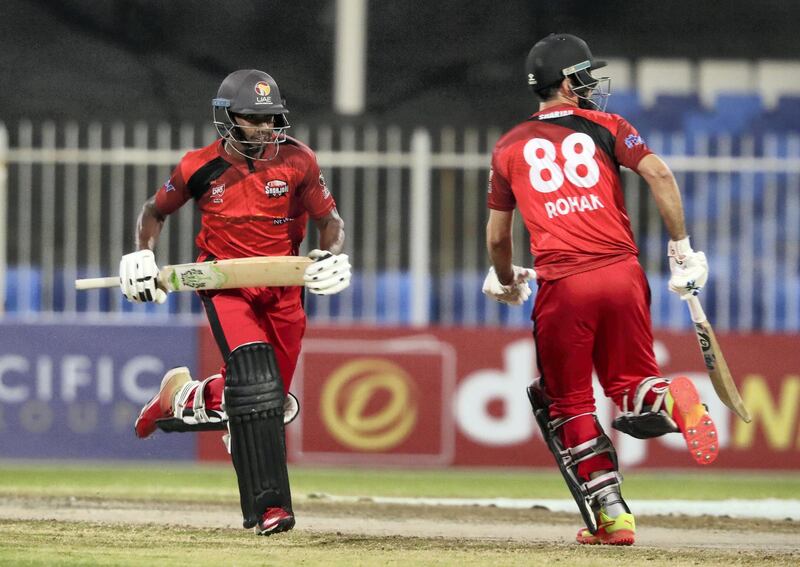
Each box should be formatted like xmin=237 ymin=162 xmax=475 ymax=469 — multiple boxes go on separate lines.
xmin=319 ymin=173 xmax=331 ymax=198
xmin=162 ymin=179 xmax=175 ymax=193
xmin=625 ymin=133 xmax=644 ymax=148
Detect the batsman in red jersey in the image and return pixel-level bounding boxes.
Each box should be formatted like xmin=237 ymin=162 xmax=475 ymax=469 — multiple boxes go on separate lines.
xmin=123 ymin=69 xmax=351 ymax=536
xmin=484 ymin=34 xmax=716 ymax=545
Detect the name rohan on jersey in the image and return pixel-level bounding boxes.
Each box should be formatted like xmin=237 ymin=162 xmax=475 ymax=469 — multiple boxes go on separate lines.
xmin=155 ymin=137 xmax=335 ymax=260
xmin=487 ymin=104 xmax=652 ymax=280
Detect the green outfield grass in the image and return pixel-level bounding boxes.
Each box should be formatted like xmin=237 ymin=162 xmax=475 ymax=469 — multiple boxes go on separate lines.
xmin=1 ymin=462 xmax=798 ymax=567
xmin=0 ymin=461 xmax=798 ymax=502
xmin=2 ymin=520 xmax=787 ymax=567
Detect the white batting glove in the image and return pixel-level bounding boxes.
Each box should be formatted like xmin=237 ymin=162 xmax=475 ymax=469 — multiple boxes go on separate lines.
xmin=482 ymin=265 xmax=536 ymax=306
xmin=119 ymin=250 xmax=168 ymax=304
xmin=667 ymin=237 xmax=708 ymax=299
xmin=304 ymin=249 xmax=352 ymax=295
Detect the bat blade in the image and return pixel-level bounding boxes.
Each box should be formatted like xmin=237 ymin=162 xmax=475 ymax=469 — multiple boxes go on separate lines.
xmin=75 ymin=256 xmax=314 ymax=291
xmin=692 ymin=319 xmax=752 ymax=423
xmin=163 ymin=256 xmax=313 ymax=291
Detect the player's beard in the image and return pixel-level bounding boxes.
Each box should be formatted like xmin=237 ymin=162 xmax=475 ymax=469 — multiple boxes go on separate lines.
xmin=234 ymin=126 xmax=274 ymax=158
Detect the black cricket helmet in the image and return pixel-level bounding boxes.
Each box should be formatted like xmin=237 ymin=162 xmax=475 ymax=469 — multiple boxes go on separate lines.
xmin=212 ymin=69 xmax=291 ymax=159
xmin=525 ymin=34 xmax=610 ymax=110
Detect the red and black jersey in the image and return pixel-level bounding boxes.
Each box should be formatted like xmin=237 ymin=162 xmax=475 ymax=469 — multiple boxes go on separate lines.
xmin=155 ymin=137 xmax=336 ymax=260
xmin=488 ymin=104 xmax=652 ymax=281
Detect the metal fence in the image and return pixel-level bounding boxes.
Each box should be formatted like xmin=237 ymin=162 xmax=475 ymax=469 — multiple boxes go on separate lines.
xmin=1 ymin=121 xmax=798 ymax=331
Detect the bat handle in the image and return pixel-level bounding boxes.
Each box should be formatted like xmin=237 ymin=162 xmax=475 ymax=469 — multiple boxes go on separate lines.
xmin=686 ymin=296 xmax=707 ymax=324
xmin=75 ymin=276 xmax=119 ymax=290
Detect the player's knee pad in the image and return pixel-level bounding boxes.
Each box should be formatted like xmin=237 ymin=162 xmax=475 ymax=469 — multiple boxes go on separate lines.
xmin=527 ymin=380 xmax=623 ymax=534
xmin=224 ymin=341 xmax=292 ymax=529
xmin=612 ymin=376 xmax=679 ymax=439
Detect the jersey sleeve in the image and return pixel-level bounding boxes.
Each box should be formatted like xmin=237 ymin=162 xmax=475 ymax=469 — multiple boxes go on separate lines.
xmin=298 ymin=153 xmax=336 ymax=219
xmin=154 ymin=160 xmax=192 ymax=215
xmin=614 ymin=117 xmax=653 ymax=172
xmin=486 ymin=148 xmax=516 ymax=211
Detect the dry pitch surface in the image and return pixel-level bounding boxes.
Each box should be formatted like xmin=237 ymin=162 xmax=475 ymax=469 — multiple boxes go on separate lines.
xmin=1 ymin=495 xmax=798 ymax=566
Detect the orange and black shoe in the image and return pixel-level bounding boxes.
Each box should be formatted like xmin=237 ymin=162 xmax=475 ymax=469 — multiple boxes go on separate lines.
xmin=666 ymin=376 xmax=719 ymax=465
xmin=576 ymin=510 xmax=636 ymax=545
xmin=256 ymin=507 xmax=295 ymax=536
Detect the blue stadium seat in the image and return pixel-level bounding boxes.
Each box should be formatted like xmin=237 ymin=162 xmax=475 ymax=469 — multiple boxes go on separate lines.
xmin=752 ymin=96 xmax=800 ymax=134
xmin=4 ymin=268 xmax=42 ymax=313
xmin=316 ymin=271 xmax=411 ymax=324
xmin=683 ymin=94 xmax=764 ymax=135
xmin=605 ymin=91 xmax=642 ymax=122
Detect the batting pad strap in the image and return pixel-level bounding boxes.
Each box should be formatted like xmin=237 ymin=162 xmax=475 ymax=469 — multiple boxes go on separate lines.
xmin=568 ymin=434 xmax=615 ymax=467
xmin=613 ymin=377 xmax=678 ymax=439
xmin=224 ymin=382 xmax=284 ymax=416
xmin=173 ymin=381 xmax=198 ymax=419
xmin=621 ymin=376 xmax=668 ymax=416
xmin=192 ymin=374 xmax=224 ymax=424
xmin=583 ymin=471 xmax=629 ymax=514
xmin=584 ymin=471 xmax=622 ymax=497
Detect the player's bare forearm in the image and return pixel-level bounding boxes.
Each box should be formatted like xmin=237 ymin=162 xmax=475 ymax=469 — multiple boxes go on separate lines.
xmin=486 ymin=209 xmax=515 ymax=285
xmin=637 ymin=154 xmax=687 ymax=241
xmin=136 ymin=196 xmax=166 ymax=251
xmin=315 ymin=208 xmax=345 ymax=255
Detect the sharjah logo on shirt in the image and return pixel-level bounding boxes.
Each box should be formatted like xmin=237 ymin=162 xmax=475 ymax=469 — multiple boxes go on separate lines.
xmin=265 ymin=179 xmax=289 ymax=198
xmin=625 ymin=134 xmax=644 ymax=148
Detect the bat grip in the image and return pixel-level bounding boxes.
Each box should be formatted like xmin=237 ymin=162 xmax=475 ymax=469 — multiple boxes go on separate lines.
xmin=75 ymin=276 xmax=119 ymax=290
xmin=686 ymin=296 xmax=707 ymax=324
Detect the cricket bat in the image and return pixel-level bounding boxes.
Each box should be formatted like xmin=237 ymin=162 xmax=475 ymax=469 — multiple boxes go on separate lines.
xmin=687 ymin=296 xmax=752 ymax=423
xmin=75 ymin=256 xmax=314 ymax=292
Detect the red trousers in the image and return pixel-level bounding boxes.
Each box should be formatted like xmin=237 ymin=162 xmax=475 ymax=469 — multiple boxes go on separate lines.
xmin=533 ymin=256 xmax=661 ymax=479
xmin=190 ymin=286 xmax=307 ymax=411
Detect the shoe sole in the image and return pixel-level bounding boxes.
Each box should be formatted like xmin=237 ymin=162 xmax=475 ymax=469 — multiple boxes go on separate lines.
xmin=669 ymin=377 xmax=718 ymax=465
xmin=256 ymin=516 xmax=295 ymax=536
xmin=133 ymin=368 xmax=191 ymax=439
xmin=133 ymin=394 xmax=161 ymax=438
xmin=576 ymin=529 xmax=635 ymax=545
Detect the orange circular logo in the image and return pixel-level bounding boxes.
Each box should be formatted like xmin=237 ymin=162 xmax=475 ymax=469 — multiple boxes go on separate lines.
xmin=320 ymin=359 xmax=418 ymax=452
xmin=254 ymin=81 xmax=271 ymax=96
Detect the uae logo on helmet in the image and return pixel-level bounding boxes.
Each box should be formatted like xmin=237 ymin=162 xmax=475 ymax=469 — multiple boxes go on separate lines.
xmin=254 ymin=82 xmax=271 ymax=96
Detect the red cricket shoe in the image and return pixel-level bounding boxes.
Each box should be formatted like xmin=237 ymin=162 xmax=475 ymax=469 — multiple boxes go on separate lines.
xmin=255 ymin=507 xmax=295 ymax=536
xmin=666 ymin=376 xmax=719 ymax=465
xmin=134 ymin=367 xmax=192 ymax=439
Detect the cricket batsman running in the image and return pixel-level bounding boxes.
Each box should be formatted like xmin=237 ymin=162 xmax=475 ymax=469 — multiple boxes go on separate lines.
xmin=124 ymin=69 xmax=351 ymax=535
xmin=483 ymin=34 xmax=716 ymax=545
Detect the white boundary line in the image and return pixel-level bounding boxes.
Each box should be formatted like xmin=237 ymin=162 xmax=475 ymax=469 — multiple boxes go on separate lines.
xmin=314 ymin=494 xmax=800 ymax=521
